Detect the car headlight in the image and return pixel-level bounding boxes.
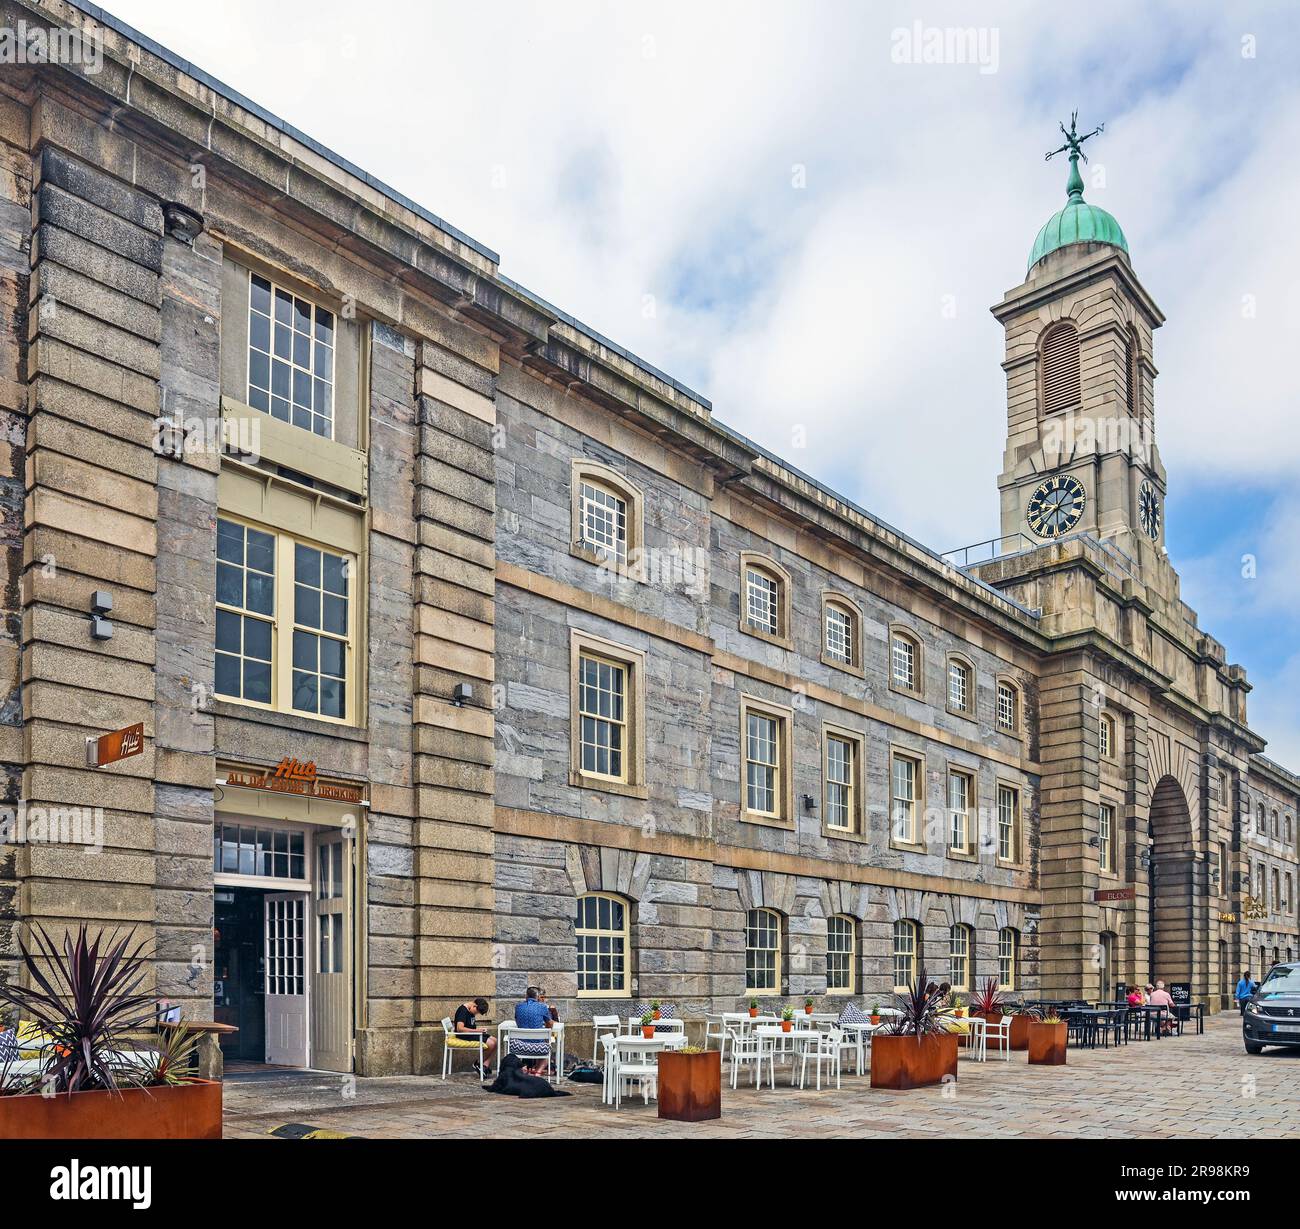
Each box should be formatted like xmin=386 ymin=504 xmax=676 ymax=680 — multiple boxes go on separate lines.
xmin=1245 ymin=1001 xmax=1263 ymax=1015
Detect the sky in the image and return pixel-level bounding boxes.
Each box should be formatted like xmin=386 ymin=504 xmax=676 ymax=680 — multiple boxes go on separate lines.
xmin=100 ymin=0 xmax=1300 ymax=764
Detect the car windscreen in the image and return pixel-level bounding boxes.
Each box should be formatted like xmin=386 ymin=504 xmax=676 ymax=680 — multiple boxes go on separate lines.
xmin=1259 ymin=966 xmax=1300 ymax=995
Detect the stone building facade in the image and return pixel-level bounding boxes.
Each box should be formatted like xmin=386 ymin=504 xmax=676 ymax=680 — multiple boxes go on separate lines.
xmin=0 ymin=2 xmax=1295 ymax=1075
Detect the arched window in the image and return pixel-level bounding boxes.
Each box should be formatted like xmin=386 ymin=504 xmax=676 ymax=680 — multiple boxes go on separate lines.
xmin=949 ymin=924 xmax=972 ymax=990
xmin=889 ymin=627 xmax=922 ymax=695
xmin=946 ymin=655 xmax=974 ymax=716
xmin=1286 ymin=816 xmax=1294 ymax=846
xmin=571 ymin=461 xmax=641 ymax=573
xmin=822 ymin=596 xmax=860 ymax=670
xmin=1272 ymin=869 xmax=1281 ymax=915
xmin=996 ymin=679 xmax=1020 ymax=734
xmin=575 ymin=892 xmax=629 ymax=996
xmin=1099 ymin=712 xmax=1117 ymax=760
xmin=1125 ymin=327 xmax=1142 ymax=417
xmin=1040 ymin=322 xmax=1081 ymax=415
xmin=1257 ymin=803 xmax=1266 ymax=835
xmin=1272 ymin=809 xmax=1280 ymax=839
xmin=745 ymin=908 xmax=782 ymax=993
xmin=827 ymin=915 xmax=856 ymax=994
xmin=892 ymin=919 xmax=919 ymax=990
xmin=998 ymin=927 xmax=1020 ymax=990
xmin=740 ymin=554 xmax=791 ymax=644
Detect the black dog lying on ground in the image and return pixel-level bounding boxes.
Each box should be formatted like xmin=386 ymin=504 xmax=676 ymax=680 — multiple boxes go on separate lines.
xmin=485 ymin=1053 xmax=571 ymax=1098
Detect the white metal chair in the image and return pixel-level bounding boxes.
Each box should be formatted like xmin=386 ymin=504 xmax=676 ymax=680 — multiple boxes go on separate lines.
xmin=503 ymin=1027 xmax=556 ymax=1081
xmin=591 ymin=1014 xmax=622 ymax=1064
xmin=441 ymin=1016 xmax=486 ymax=1082
xmin=794 ymin=1027 xmax=852 ymax=1090
xmin=964 ymin=1015 xmax=987 ymax=1062
xmin=725 ymin=1026 xmax=767 ymax=1089
xmin=609 ymin=1035 xmax=662 ymax=1108
xmin=983 ymin=1015 xmax=1012 ymax=1061
xmin=704 ymin=1014 xmax=728 ymax=1056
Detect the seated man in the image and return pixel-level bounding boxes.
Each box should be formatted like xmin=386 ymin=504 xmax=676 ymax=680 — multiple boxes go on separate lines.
xmin=453 ymin=996 xmax=497 ymax=1077
xmin=512 ymin=987 xmax=554 ymax=1073
xmin=1146 ymin=981 xmax=1176 ymax=1034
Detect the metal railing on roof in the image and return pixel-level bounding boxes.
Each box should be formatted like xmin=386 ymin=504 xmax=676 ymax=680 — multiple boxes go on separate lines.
xmin=942 ymin=531 xmax=1140 ymax=584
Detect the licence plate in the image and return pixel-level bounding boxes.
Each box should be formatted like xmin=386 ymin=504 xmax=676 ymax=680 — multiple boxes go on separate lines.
xmin=1271 ymin=1023 xmax=1300 ymax=1033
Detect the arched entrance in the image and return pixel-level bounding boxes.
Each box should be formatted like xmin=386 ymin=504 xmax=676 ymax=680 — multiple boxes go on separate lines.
xmin=1148 ymin=775 xmax=1196 ymax=985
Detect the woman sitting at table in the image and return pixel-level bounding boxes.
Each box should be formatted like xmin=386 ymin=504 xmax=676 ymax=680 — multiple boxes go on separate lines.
xmin=1126 ymin=986 xmax=1146 ymax=1007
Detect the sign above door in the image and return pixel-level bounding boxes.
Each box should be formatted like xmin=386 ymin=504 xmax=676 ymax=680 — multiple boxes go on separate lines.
xmin=224 ymin=758 xmax=364 ymax=805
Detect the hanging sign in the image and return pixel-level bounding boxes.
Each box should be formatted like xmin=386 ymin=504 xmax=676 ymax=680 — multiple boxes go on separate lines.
xmin=85 ymin=723 xmax=145 ymax=768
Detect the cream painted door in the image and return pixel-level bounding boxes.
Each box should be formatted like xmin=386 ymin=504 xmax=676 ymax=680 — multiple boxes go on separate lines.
xmin=264 ymin=893 xmax=308 ymax=1067
xmin=311 ymin=832 xmax=353 ymax=1072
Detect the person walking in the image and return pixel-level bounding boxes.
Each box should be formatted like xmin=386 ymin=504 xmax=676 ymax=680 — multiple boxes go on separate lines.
xmin=1235 ymin=970 xmax=1254 ymax=1015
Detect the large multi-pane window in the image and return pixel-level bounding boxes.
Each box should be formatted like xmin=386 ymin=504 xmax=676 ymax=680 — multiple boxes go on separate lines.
xmin=292 ymin=543 xmax=349 ymax=719
xmin=746 ymin=908 xmax=781 ymax=993
xmin=892 ymin=919 xmax=919 ymax=990
xmin=216 ymin=517 xmax=354 ymax=720
xmin=578 ymin=654 xmax=627 ymax=781
xmin=949 ymin=924 xmax=971 ymax=989
xmin=997 ymin=784 xmax=1019 ymax=862
xmin=745 ymin=567 xmax=780 ymax=636
xmin=947 ymin=770 xmax=972 ymax=853
xmin=824 ymin=603 xmax=854 ymax=666
xmin=247 ymin=272 xmax=335 ymax=437
xmin=579 ymin=480 xmax=628 ymax=564
xmin=1099 ymin=802 xmax=1115 ymax=873
xmin=996 ymin=681 xmax=1018 ymax=732
xmin=575 ymin=892 xmax=628 ymax=995
xmin=215 ymin=519 xmax=275 ymax=705
xmin=214 ymin=822 xmax=305 ymax=881
xmin=948 ymin=659 xmax=971 ymax=713
xmin=745 ymin=711 xmax=782 ymax=818
xmin=892 ymin=753 xmax=919 ymax=844
xmin=891 ymin=632 xmax=918 ymax=691
xmin=998 ymin=927 xmax=1019 ymax=989
xmin=825 ymin=734 xmax=856 ymax=832
xmin=827 ymin=915 xmax=855 ymax=994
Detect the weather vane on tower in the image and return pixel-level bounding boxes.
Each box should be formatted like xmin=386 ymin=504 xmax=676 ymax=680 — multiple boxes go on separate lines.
xmin=1045 ymin=111 xmax=1105 ymax=200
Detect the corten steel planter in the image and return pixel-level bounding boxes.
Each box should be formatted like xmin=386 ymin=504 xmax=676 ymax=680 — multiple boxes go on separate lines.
xmin=657 ymin=1050 xmax=721 ymax=1122
xmin=1009 ymin=1014 xmax=1034 ymax=1051
xmin=869 ymin=1033 xmax=959 ymax=1090
xmin=1027 ymin=1021 xmax=1068 ymax=1066
xmin=0 ymin=1080 xmax=222 ymax=1139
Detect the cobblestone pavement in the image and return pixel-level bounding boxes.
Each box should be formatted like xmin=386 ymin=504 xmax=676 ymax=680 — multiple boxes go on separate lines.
xmin=222 ymin=1016 xmax=1299 ymax=1139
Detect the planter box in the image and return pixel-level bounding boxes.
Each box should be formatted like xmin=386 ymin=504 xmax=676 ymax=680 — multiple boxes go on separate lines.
xmin=1009 ymin=1014 xmax=1033 ymax=1051
xmin=1027 ymin=1021 xmax=1068 ymax=1066
xmin=870 ymin=1033 xmax=959 ymax=1090
xmin=657 ymin=1050 xmax=721 ymax=1122
xmin=0 ymin=1080 xmax=222 ymax=1140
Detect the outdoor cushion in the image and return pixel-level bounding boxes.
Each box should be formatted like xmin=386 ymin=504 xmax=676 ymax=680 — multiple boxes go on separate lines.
xmin=508 ymin=1038 xmax=551 ymax=1057
xmin=0 ymin=1029 xmax=16 ymax=1062
xmin=445 ymin=1036 xmax=482 ymax=1049
xmin=837 ymin=1003 xmax=871 ymax=1025
xmin=633 ymin=1002 xmax=677 ymax=1020
xmin=16 ymin=1020 xmax=55 ymax=1060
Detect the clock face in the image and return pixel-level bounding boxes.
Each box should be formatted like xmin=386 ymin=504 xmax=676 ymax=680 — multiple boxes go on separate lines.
xmin=1026 ymin=474 xmax=1086 ymax=539
xmin=1139 ymin=480 xmax=1162 ymax=541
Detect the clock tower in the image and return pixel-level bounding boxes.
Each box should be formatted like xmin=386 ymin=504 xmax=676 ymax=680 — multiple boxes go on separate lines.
xmin=991 ymin=116 xmax=1172 ymax=593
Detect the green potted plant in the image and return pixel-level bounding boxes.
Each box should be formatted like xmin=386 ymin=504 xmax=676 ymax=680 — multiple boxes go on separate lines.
xmin=657 ymin=1045 xmax=722 ymax=1122
xmin=748 ymin=997 xmax=759 ymax=1018
xmin=949 ymin=991 xmax=966 ymax=1019
xmin=870 ymin=972 xmax=959 ymax=1090
xmin=870 ymin=1004 xmax=882 ymax=1026
xmin=640 ymin=1011 xmax=656 ymax=1039
xmin=650 ymin=999 xmax=662 ymax=1021
xmin=780 ymin=1006 xmax=795 ymax=1033
xmin=1027 ymin=1011 xmax=1068 ymax=1065
xmin=803 ymin=996 xmax=814 ymax=1015
xmin=0 ymin=924 xmax=221 ymax=1140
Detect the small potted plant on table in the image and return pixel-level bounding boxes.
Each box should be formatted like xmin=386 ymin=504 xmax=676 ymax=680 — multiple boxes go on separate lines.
xmin=780 ymin=1006 xmax=795 ymax=1033
xmin=869 ymin=1005 xmax=882 ymax=1026
xmin=747 ymin=997 xmax=759 ymax=1018
xmin=657 ymin=1045 xmax=722 ymax=1122
xmin=640 ymin=1011 xmax=656 ymax=1039
xmin=1027 ymin=1011 xmax=1068 ymax=1065
xmin=650 ymin=999 xmax=662 ymax=1021
xmin=870 ymin=972 xmax=959 ymax=1090
xmin=803 ymin=996 xmax=814 ymax=1015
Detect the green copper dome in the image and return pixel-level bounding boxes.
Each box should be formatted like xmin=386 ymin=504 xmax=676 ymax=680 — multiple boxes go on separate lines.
xmin=1028 ymin=147 xmax=1128 ymax=272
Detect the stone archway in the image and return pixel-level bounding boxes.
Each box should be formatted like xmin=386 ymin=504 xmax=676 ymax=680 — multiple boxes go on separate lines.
xmin=1149 ymin=775 xmax=1196 ymax=985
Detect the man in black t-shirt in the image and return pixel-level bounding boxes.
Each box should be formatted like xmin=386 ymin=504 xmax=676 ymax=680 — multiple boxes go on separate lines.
xmin=452 ymin=996 xmax=497 ymax=1076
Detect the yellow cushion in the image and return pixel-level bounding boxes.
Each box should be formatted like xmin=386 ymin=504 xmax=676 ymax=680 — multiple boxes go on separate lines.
xmin=445 ymin=1037 xmax=482 ymax=1049
xmin=17 ymin=1020 xmax=53 ymax=1060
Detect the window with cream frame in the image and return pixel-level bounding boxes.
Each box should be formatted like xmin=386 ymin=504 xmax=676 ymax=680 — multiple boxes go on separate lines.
xmin=996 ymin=679 xmax=1020 ymax=734
xmin=740 ymin=696 xmax=793 ymax=825
xmin=998 ymin=927 xmax=1019 ymax=989
xmin=892 ymin=919 xmax=919 ymax=991
xmin=215 ymin=513 xmax=359 ymax=724
xmin=948 ymin=924 xmax=972 ymax=990
xmin=947 ymin=768 xmax=975 ymax=855
xmin=890 ymin=749 xmax=924 ymax=847
xmin=821 ymin=593 xmax=862 ymax=674
xmin=740 ymin=553 xmax=792 ymax=647
xmin=575 ymin=892 xmax=630 ymax=997
xmin=246 ymin=271 xmax=336 ymax=438
xmin=569 ymin=631 xmax=646 ymax=796
xmin=996 ymin=782 xmax=1020 ymax=864
xmin=1100 ymin=711 xmax=1117 ymax=760
xmin=826 ymin=915 xmax=856 ymax=994
xmin=745 ymin=908 xmax=782 ymax=993
xmin=570 ymin=461 xmax=642 ymax=576
xmin=1099 ymin=801 xmax=1116 ymax=873
xmin=823 ymin=725 xmax=863 ymax=836
xmin=947 ymin=655 xmax=974 ymax=717
xmin=889 ymin=627 xmax=922 ymax=696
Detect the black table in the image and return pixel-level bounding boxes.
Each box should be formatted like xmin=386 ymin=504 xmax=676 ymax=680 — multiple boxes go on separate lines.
xmin=1174 ymin=1002 xmax=1205 ymax=1034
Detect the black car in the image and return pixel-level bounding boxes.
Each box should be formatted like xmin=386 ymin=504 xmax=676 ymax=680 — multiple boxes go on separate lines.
xmin=1243 ymin=962 xmax=1300 ymax=1053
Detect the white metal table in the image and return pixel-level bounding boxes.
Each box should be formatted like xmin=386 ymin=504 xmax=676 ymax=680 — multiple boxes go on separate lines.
xmin=752 ymin=1024 xmax=821 ymax=1088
